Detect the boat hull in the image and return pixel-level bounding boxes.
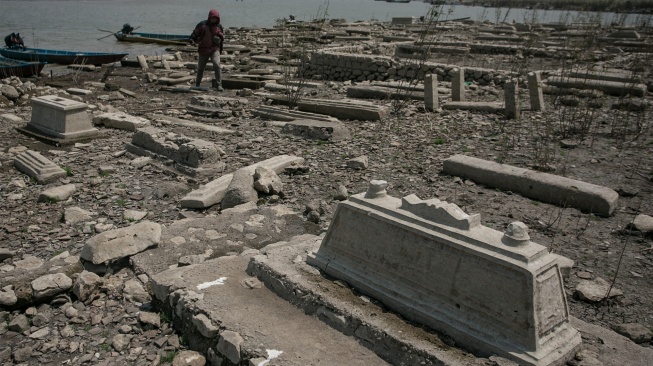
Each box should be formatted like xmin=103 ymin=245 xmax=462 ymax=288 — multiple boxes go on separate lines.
xmin=0 ymin=47 xmax=127 ymax=66
xmin=114 ymin=32 xmax=191 ymax=46
xmin=0 ymin=56 xmax=46 ymax=78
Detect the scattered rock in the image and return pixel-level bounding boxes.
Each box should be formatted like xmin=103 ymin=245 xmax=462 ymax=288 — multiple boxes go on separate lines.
xmin=610 ymin=323 xmax=653 ymax=344
xmin=575 ymin=277 xmax=623 ymax=302
xmin=172 ymin=350 xmax=206 ymax=366
xmin=31 ymin=273 xmax=73 ymax=301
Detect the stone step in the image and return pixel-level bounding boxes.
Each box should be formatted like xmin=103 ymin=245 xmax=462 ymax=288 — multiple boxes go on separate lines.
xmin=150 ymin=250 xmax=390 ymax=366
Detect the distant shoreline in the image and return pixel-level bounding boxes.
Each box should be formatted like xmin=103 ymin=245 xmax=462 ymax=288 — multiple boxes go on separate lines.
xmin=459 ymin=0 xmax=653 ymax=14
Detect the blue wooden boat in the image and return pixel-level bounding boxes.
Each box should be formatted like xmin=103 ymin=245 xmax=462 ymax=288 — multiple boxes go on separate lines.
xmin=0 ymin=56 xmax=46 ymax=78
xmin=0 ymin=47 xmax=128 ymax=66
xmin=114 ymin=31 xmax=191 ymax=45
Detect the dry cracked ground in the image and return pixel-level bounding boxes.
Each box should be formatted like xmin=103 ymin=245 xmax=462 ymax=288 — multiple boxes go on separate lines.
xmin=0 ymin=23 xmax=652 ymax=366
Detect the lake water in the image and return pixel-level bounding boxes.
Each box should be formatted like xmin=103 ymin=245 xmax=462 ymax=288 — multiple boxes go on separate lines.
xmin=0 ymin=0 xmax=649 ymax=56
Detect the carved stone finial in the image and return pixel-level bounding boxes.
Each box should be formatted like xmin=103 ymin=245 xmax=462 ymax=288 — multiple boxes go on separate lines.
xmin=503 ymin=221 xmax=530 ymax=246
xmin=365 ymin=180 xmax=388 ymax=199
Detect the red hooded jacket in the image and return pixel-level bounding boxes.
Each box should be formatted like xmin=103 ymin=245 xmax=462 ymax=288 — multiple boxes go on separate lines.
xmin=191 ymin=9 xmax=224 ymax=55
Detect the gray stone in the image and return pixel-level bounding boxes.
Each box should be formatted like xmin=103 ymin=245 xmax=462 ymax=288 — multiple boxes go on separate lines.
xmin=527 ymin=72 xmax=545 ymax=112
xmin=112 ymin=334 xmax=131 ymax=351
xmin=138 ymin=311 xmax=161 ymax=328
xmin=123 ymin=279 xmax=151 ymax=303
xmin=64 ymin=206 xmax=94 ymax=224
xmin=172 ymin=350 xmax=206 ymax=366
xmin=12 ymin=346 xmax=32 ymax=363
xmin=0 ymin=84 xmax=19 ymax=100
xmin=38 ymin=184 xmax=76 ymax=203
xmin=29 ymin=326 xmax=50 ymax=339
xmin=217 ymin=330 xmax=244 ymax=364
xmin=32 ymin=273 xmax=73 ymax=301
xmin=442 ymin=154 xmax=619 ymax=217
xmin=123 ymin=209 xmax=147 ymax=222
xmin=73 ymin=270 xmax=102 ymax=302
xmin=334 ymin=185 xmax=348 ymax=201
xmin=14 ymin=150 xmax=67 ymax=184
xmin=0 ymin=347 xmax=10 ymax=363
xmin=253 ymin=166 xmax=283 ymax=195
xmin=630 ymin=214 xmax=653 ymax=232
xmin=575 ymin=277 xmax=623 ymax=302
xmin=0 ymin=286 xmax=17 ymax=306
xmin=192 ymin=313 xmax=219 ymax=338
xmin=610 ymin=323 xmax=653 ymax=344
xmin=80 ymin=221 xmax=161 ymax=265
xmin=13 ymin=255 xmax=44 ymax=270
xmin=346 ymin=156 xmax=368 ymax=170
xmin=307 ymin=182 xmax=581 ymax=366
xmin=66 ymin=88 xmax=93 ymax=96
xmin=8 ymin=314 xmax=29 ymax=332
xmin=0 ymin=248 xmax=15 ymax=261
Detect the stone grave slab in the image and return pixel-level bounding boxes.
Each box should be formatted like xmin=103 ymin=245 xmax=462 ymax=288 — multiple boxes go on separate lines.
xmin=442 ymin=154 xmax=619 ymax=216
xmin=13 ymin=150 xmax=67 ymax=184
xmin=221 ymin=78 xmax=266 ymax=90
xmin=252 ymin=105 xmax=339 ymax=122
xmin=442 ymin=101 xmax=503 ymax=113
xmin=306 ymin=181 xmax=581 ymax=366
xmin=19 ymin=95 xmax=101 ymax=145
xmin=296 ymin=98 xmax=388 ymax=121
xmin=545 ymin=76 xmax=646 ymax=97
xmin=92 ymin=112 xmax=150 ymax=131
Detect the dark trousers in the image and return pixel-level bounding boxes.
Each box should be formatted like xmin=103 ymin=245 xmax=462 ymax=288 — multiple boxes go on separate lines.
xmin=195 ymin=50 xmax=221 ymax=87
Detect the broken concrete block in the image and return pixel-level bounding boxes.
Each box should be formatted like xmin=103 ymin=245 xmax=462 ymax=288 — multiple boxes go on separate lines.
xmin=92 ymin=112 xmax=150 ymax=131
xmin=80 ymin=221 xmax=162 ymax=265
xmin=442 ymin=154 xmax=619 ymax=216
xmin=222 ymin=168 xmax=258 ymax=209
xmin=217 ymin=330 xmax=244 ymax=364
xmin=180 ymin=155 xmax=304 ymax=209
xmin=281 ymin=119 xmax=351 ymax=141
xmin=14 ymin=150 xmax=67 ymax=184
xmin=126 ymin=126 xmax=223 ymax=173
xmin=253 ymin=166 xmax=283 ymax=195
xmin=308 ymin=181 xmax=581 ymax=366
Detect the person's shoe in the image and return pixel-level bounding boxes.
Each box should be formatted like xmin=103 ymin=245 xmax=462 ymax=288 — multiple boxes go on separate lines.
xmin=215 ymin=82 xmax=224 ymax=92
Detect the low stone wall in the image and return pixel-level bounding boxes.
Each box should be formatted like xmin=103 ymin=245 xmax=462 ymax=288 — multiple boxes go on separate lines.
xmin=302 ymin=50 xmax=515 ymax=85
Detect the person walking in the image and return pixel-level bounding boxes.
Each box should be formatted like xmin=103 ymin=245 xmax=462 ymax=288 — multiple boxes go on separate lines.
xmin=190 ymin=9 xmax=224 ymax=91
